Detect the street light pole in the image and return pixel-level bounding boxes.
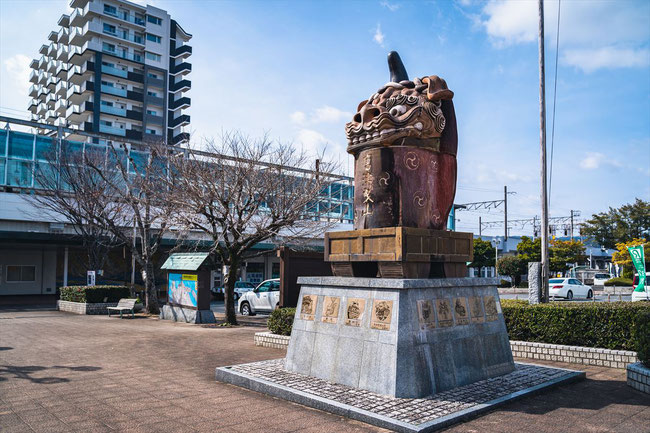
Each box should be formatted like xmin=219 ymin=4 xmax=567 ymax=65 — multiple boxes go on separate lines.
xmin=538 ymin=0 xmax=550 ymax=303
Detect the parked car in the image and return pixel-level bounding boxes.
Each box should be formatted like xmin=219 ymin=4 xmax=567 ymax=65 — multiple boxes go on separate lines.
xmin=549 ymin=278 xmax=593 ymax=300
xmin=631 ymin=272 xmax=650 ymax=302
xmin=211 ymin=281 xmax=256 ymax=301
xmin=592 ymin=273 xmax=612 ymax=286
xmin=238 ymin=278 xmax=280 ymax=316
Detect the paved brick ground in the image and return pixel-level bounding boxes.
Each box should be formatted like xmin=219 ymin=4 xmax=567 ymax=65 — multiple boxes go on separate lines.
xmin=0 ymin=309 xmax=648 ymax=433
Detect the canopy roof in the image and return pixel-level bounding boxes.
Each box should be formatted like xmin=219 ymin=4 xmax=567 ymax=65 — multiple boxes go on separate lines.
xmin=161 ymin=252 xmax=209 ymax=271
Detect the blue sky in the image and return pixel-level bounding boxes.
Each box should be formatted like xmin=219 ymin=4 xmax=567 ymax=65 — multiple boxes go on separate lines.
xmin=1 ymin=0 xmax=649 ymax=236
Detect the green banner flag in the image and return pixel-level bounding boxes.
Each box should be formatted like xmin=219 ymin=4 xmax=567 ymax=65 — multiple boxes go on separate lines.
xmin=628 ymin=244 xmax=646 ymax=293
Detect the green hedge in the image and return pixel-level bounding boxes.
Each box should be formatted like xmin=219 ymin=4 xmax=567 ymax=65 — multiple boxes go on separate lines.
xmin=636 ymin=312 xmax=650 ymax=367
xmin=267 ymin=308 xmax=296 ymax=336
xmin=60 ymin=285 xmax=130 ymax=303
xmin=502 ymin=299 xmax=650 ymax=351
xmin=604 ymin=277 xmax=633 ymax=287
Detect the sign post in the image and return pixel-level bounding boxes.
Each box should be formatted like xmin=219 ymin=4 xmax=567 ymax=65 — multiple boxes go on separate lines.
xmin=87 ymin=270 xmax=96 ymax=287
xmin=628 ymin=245 xmax=646 ymax=293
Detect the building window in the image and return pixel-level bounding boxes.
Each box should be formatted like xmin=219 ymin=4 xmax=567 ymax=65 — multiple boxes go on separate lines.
xmin=147 ymin=72 xmax=158 ymax=79
xmin=104 ymin=4 xmax=117 ymax=16
xmin=145 ymin=52 xmax=161 ymax=62
xmin=146 ymin=109 xmax=157 ymax=115
xmin=100 ymin=120 xmax=113 ymax=127
xmin=101 ymin=100 xmax=114 ymax=107
xmin=146 ymin=34 xmax=161 ymax=43
xmin=147 ymin=90 xmax=158 ymax=97
xmin=147 ymin=15 xmax=162 ymax=25
xmin=102 ymin=42 xmax=116 ymax=53
xmin=146 ymin=129 xmax=157 ymax=135
xmin=6 ymin=265 xmax=36 ymax=283
xmin=103 ymin=23 xmax=116 ymax=35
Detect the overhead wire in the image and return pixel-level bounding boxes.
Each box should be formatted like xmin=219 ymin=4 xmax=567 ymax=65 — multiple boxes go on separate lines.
xmin=548 ymin=0 xmax=561 ymax=209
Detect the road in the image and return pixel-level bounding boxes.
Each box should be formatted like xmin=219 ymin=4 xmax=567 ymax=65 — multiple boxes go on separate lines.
xmin=499 ymin=293 xmax=633 ymax=302
xmin=210 ymin=300 xmax=271 ymax=316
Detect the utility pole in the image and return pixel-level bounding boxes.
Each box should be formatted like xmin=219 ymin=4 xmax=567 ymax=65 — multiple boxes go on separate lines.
xmin=504 ymin=186 xmax=508 ymax=240
xmin=479 ymin=216 xmax=482 ymax=236
xmin=538 ymin=0 xmax=550 ymax=303
xmin=570 ymin=210 xmax=574 ymax=241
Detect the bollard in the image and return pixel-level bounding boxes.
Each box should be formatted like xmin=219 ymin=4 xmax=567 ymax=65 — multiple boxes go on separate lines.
xmin=619 ymin=294 xmax=623 ymax=302
xmin=607 ymin=293 xmax=611 ymax=303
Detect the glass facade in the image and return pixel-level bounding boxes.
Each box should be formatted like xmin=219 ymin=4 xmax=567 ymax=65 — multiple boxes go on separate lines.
xmin=0 ymin=129 xmax=355 ymax=223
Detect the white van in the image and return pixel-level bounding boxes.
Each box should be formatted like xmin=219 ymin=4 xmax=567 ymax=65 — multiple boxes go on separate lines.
xmin=631 ymin=272 xmax=650 ymax=302
xmin=593 ymin=273 xmax=612 ymax=286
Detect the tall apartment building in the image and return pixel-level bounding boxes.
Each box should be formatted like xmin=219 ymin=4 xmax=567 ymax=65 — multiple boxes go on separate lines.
xmin=27 ymin=0 xmax=191 ymax=145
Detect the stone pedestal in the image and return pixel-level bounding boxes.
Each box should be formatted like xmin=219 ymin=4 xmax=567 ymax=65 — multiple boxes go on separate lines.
xmin=285 ymin=277 xmax=514 ymax=398
xmin=160 ymin=304 xmax=215 ymax=324
xmin=527 ymin=262 xmax=542 ymax=304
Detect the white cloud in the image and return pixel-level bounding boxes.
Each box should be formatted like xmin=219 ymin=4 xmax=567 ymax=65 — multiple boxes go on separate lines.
xmin=295 ymin=128 xmax=330 ymax=157
xmin=579 ymin=152 xmax=622 ymax=170
xmin=373 ymin=24 xmax=385 ymax=47
xmin=4 ymin=54 xmax=32 ymax=94
xmin=478 ymin=0 xmax=650 ymax=72
xmin=563 ymin=47 xmax=650 ymax=73
xmin=289 ymin=111 xmax=306 ymax=125
xmin=290 ymin=106 xmax=352 ymax=125
xmin=380 ymin=1 xmax=400 ymax=12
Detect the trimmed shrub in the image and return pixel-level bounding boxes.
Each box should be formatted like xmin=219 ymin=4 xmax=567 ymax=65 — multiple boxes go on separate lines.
xmin=498 ymin=279 xmax=511 ymax=288
xmin=501 ymin=299 xmax=650 ymax=351
xmin=60 ymin=285 xmax=130 ymax=303
xmin=636 ymin=311 xmax=650 ymax=367
xmin=604 ymin=277 xmax=633 ymax=287
xmin=267 ymin=308 xmax=296 ymax=336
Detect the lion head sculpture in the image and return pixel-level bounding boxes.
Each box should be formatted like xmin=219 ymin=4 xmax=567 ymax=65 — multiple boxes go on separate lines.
xmin=346 ymin=52 xmax=457 ymax=156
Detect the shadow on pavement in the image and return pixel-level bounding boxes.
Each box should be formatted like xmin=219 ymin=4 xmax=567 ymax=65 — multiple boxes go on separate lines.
xmin=0 ymin=364 xmax=102 ymax=384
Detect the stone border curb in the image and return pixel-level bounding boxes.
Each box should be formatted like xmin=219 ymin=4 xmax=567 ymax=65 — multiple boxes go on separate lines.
xmin=627 ymin=362 xmax=650 ymax=394
xmin=254 ymin=332 xmax=638 ymax=369
xmin=215 ymin=361 xmax=585 ymax=433
xmin=254 ymin=331 xmax=290 ymax=349
xmin=511 ymin=340 xmax=638 ymax=369
xmin=57 ymin=300 xmax=117 ymax=315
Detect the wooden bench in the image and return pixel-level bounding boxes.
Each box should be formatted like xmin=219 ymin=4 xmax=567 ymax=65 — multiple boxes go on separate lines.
xmin=107 ymin=298 xmax=137 ymax=319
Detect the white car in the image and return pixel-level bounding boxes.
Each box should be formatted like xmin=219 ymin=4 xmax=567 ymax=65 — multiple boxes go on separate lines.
xmin=592 ymin=273 xmax=612 ymax=286
xmin=631 ymin=272 xmax=650 ymax=302
xmin=549 ymin=278 xmax=593 ymax=300
xmin=238 ymin=278 xmax=280 ymax=315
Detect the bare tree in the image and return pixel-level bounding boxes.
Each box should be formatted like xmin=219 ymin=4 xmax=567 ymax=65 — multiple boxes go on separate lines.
xmin=166 ymin=132 xmax=340 ymax=324
xmin=29 ymin=140 xmax=124 ymax=274
xmin=82 ymin=141 xmax=175 ymax=314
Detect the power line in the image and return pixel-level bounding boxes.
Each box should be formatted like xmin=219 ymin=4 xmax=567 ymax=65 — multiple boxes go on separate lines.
xmin=548 ymin=0 xmax=561 ymax=209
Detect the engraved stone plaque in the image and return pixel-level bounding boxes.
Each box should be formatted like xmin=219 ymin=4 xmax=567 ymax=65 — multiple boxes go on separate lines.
xmin=322 ymin=296 xmax=340 ymax=324
xmin=469 ymin=296 xmax=484 ymax=323
xmin=453 ymin=297 xmax=469 ymax=326
xmin=300 ymin=295 xmax=317 ymax=321
xmin=345 ymin=298 xmax=365 ymax=327
xmin=435 ymin=298 xmax=453 ymax=327
xmin=370 ymin=300 xmax=393 ymax=330
xmin=484 ymin=295 xmax=499 ymax=321
xmin=416 ymin=300 xmax=436 ymax=330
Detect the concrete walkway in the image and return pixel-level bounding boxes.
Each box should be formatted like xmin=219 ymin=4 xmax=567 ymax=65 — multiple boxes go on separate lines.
xmin=0 ymin=309 xmax=648 ymax=432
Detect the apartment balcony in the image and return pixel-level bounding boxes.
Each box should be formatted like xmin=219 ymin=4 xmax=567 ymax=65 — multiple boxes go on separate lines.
xmin=100 ymin=84 xmax=128 ymax=98
xmin=100 ymin=104 xmax=127 ymax=117
xmin=45 ymin=92 xmax=57 ymax=106
xmin=126 ymin=110 xmax=143 ymax=121
xmin=168 ymin=114 xmax=190 ymax=128
xmin=100 ymin=5 xmax=145 ymax=27
xmin=102 ymin=47 xmax=143 ymax=63
xmin=28 ymin=99 xmax=38 ymax=113
xmin=169 ymin=79 xmax=191 ymax=93
xmin=29 ymin=69 xmax=39 ymax=84
xmin=47 ymin=43 xmax=57 ymax=57
xmin=169 ymin=96 xmax=191 ymax=110
xmin=66 ymin=101 xmax=94 ymax=122
xmin=99 ymin=124 xmax=126 ymax=137
xmin=145 ymin=113 xmax=163 ymax=125
xmin=170 ymin=62 xmax=191 ymax=76
xmin=56 ymin=44 xmax=69 ymax=61
xmin=37 ymin=102 xmax=48 ymax=115
xmin=101 ymin=64 xmax=128 ymax=79
xmin=69 ymin=27 xmax=87 ymax=46
xmin=29 ymin=85 xmax=39 ymax=98
xmin=55 ymin=62 xmax=69 ymax=79
xmin=171 ymin=44 xmax=192 ymax=60
xmin=46 ymin=110 xmax=58 ymax=122
xmin=54 ymin=98 xmax=67 ymax=114
xmin=96 ymin=22 xmax=144 ymax=47
xmin=70 ymin=0 xmax=90 ymax=9
xmin=39 ymin=45 xmax=48 ymax=56
xmin=55 ymin=80 xmax=67 ymax=96
xmin=170 ymin=132 xmax=190 ymax=145
xmin=38 ymin=56 xmax=47 ymax=70
xmin=58 ymin=14 xmax=70 ymax=28
xmin=46 ymin=75 xmax=59 ymax=91
xmin=46 ymin=59 xmax=58 ymax=74
xmin=69 ymin=8 xmax=85 ymax=27
xmin=68 ymin=61 xmax=94 ymax=85
xmin=58 ymin=27 xmax=70 ymax=45
xmin=38 ymin=72 xmax=48 ymax=85
xmin=66 ymin=81 xmax=93 ymax=104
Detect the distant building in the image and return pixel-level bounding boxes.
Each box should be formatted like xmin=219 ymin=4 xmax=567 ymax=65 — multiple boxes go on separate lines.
xmin=27 ymin=0 xmax=192 ymax=145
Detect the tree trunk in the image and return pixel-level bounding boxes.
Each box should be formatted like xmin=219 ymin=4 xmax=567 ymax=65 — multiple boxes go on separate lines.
xmin=144 ymin=260 xmax=159 ymax=314
xmin=224 ymin=259 xmax=239 ymax=325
